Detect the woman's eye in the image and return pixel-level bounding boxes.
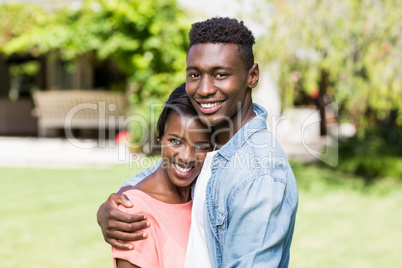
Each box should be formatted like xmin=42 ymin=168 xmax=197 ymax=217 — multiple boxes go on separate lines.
xmin=170 ymin=139 xmax=181 ymax=145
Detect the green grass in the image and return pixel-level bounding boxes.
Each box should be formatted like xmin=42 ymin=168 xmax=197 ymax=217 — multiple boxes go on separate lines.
xmin=1 ymin=162 xmax=401 ymax=267
xmin=290 ymin=162 xmax=402 ymax=267
xmin=0 ymin=165 xmax=138 ymax=268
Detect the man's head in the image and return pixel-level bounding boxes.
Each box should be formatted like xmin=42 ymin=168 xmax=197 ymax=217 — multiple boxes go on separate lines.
xmin=186 ymin=17 xmax=259 ymax=132
xmin=189 ymin=17 xmax=255 ymax=71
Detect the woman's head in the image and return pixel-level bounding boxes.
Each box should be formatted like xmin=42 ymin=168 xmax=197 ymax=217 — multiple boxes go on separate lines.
xmin=156 ymin=83 xmax=199 ymax=141
xmin=157 ymin=83 xmax=212 ymax=188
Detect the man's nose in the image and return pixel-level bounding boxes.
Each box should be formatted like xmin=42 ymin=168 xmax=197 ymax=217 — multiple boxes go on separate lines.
xmin=198 ymin=76 xmax=216 ymax=97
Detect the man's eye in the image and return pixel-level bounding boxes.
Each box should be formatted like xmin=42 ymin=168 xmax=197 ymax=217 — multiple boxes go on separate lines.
xmin=215 ymin=73 xmax=227 ymax=78
xmin=170 ymin=139 xmax=181 ymax=145
xmin=189 ymin=73 xmax=200 ymax=78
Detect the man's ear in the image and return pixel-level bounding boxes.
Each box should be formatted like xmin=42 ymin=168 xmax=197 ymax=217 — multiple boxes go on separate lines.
xmin=247 ymin=63 xmax=259 ymax=89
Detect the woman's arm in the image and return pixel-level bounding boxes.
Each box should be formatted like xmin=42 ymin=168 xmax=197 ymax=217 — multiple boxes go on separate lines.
xmin=116 ymin=258 xmax=141 ymax=268
xmin=97 ymin=160 xmax=162 ymax=250
xmin=112 ymin=195 xmax=159 ymax=268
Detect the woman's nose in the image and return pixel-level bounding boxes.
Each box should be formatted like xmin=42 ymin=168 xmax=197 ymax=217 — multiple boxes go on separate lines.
xmin=178 ymin=145 xmax=195 ymax=163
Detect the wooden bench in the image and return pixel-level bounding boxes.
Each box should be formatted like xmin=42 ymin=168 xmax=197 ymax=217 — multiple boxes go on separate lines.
xmin=32 ymin=90 xmax=128 ymax=137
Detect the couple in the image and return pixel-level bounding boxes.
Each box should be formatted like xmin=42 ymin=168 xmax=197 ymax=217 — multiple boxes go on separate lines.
xmin=98 ymin=17 xmax=298 ymax=268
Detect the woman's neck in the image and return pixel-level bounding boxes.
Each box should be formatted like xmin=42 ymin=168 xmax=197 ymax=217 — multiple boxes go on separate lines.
xmin=133 ymin=166 xmax=192 ymax=204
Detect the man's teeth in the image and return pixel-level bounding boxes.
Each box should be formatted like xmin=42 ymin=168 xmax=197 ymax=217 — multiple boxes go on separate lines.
xmin=200 ymin=102 xmax=220 ymax=108
xmin=175 ymin=164 xmax=191 ymax=173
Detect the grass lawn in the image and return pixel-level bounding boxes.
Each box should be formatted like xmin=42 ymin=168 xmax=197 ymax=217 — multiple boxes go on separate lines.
xmin=1 ymin=162 xmax=401 ymax=267
xmin=0 ymin=165 xmax=135 ymax=268
xmin=290 ymin=162 xmax=402 ymax=267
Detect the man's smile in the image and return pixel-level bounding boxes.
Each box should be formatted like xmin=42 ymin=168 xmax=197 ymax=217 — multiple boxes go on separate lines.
xmin=200 ymin=101 xmax=222 ymax=108
xmin=196 ymin=100 xmax=225 ymax=114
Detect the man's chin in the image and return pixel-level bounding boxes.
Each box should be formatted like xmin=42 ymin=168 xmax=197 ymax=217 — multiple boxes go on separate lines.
xmin=199 ymin=115 xmax=233 ymax=128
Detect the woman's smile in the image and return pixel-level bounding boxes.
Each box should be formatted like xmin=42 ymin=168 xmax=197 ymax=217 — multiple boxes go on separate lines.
xmin=172 ymin=162 xmax=196 ymax=177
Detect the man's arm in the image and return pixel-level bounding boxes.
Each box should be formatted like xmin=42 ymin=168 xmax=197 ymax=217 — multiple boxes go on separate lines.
xmin=222 ymin=174 xmax=298 ymax=267
xmin=97 ymin=160 xmax=161 ymax=250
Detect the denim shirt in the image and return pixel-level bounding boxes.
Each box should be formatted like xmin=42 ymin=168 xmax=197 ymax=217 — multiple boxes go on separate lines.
xmin=120 ymin=103 xmax=298 ymax=268
xmin=204 ymin=103 xmax=298 ymax=268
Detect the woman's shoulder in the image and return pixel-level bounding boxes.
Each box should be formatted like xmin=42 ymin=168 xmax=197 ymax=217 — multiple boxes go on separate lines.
xmin=125 ymin=189 xmax=192 ymax=208
xmin=121 ymin=190 xmax=192 ymax=229
xmin=120 ymin=189 xmax=156 ymax=213
xmin=123 ymin=189 xmax=153 ymax=203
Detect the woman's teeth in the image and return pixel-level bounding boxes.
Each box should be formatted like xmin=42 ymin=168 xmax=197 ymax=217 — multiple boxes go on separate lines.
xmin=175 ymin=164 xmax=191 ymax=173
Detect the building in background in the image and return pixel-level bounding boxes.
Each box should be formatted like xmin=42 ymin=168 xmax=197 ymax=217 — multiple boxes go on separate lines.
xmin=0 ymin=0 xmax=128 ymax=136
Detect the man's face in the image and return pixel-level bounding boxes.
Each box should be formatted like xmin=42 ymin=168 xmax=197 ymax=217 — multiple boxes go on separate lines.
xmin=186 ymin=43 xmax=258 ymax=127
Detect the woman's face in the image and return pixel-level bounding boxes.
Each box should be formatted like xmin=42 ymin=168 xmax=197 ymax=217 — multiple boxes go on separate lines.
xmin=160 ymin=111 xmax=212 ymax=188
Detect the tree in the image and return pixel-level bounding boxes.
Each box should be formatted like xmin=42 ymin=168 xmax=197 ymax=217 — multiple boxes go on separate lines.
xmin=254 ymin=0 xmax=401 ymax=136
xmin=0 ymin=4 xmax=47 ymax=53
xmin=1 ymin=0 xmax=189 ymax=146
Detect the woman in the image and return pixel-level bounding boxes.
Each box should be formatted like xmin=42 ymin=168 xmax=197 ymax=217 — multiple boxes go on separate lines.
xmin=112 ymin=83 xmax=212 ymax=268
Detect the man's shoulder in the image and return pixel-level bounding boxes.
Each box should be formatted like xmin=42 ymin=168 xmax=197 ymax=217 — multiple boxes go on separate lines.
xmin=244 ymin=127 xmax=284 ymax=152
xmin=214 ymin=130 xmax=296 ymax=191
xmin=232 ymin=129 xmax=289 ymax=167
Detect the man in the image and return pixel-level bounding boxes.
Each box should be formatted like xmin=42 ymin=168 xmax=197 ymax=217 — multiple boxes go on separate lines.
xmin=98 ymin=17 xmax=298 ymax=267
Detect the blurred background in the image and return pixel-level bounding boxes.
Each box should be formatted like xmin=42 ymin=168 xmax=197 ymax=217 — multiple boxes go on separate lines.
xmin=0 ymin=0 xmax=401 ymax=267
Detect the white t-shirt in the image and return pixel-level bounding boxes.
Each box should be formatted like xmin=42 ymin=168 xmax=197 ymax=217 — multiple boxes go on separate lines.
xmin=184 ymin=150 xmax=217 ymax=268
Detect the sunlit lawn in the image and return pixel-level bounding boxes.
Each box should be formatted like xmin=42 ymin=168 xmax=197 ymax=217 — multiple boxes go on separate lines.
xmin=1 ymin=162 xmax=401 ymax=267
xmin=290 ymin=162 xmax=402 ymax=267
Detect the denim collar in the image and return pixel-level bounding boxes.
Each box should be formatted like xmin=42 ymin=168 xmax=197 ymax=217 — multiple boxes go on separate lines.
xmin=216 ymin=103 xmax=268 ymax=161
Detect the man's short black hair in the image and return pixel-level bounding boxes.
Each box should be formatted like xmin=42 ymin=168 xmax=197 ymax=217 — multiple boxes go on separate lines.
xmin=189 ymin=17 xmax=255 ymax=70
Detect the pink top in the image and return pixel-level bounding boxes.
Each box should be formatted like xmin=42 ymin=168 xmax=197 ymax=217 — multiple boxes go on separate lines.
xmin=112 ymin=189 xmax=192 ymax=268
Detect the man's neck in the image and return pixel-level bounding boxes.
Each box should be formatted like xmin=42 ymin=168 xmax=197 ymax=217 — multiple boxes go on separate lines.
xmin=213 ymin=101 xmax=255 ymax=148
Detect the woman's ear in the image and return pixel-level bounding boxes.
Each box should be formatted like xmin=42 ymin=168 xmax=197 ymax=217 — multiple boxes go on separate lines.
xmin=247 ymin=63 xmax=259 ymax=89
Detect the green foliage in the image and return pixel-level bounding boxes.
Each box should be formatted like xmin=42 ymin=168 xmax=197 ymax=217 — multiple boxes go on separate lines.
xmin=0 ymin=4 xmax=48 ymax=53
xmin=334 ymin=127 xmax=402 ymax=181
xmin=255 ymin=0 xmax=402 ymax=134
xmin=0 ymin=0 xmax=189 ymax=146
xmin=9 ymin=61 xmax=40 ymax=77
